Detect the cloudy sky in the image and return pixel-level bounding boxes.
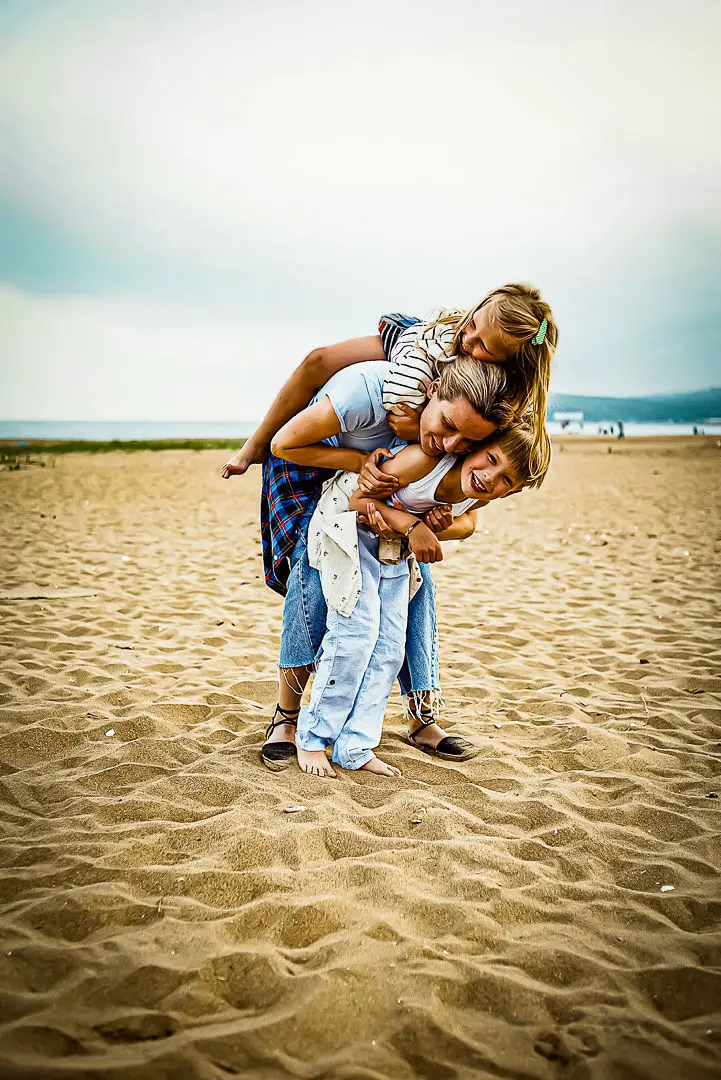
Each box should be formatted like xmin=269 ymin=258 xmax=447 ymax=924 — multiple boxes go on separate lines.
xmin=1 ymin=0 xmax=720 ymax=420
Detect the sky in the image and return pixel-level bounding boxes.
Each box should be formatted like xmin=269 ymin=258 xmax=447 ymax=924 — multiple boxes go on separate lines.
xmin=1 ymin=0 xmax=720 ymax=420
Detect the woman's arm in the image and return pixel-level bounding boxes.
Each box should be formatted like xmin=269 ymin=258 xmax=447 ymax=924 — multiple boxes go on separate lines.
xmin=222 ymin=336 xmax=385 ymax=477
xmin=270 ymin=397 xmax=367 ymax=473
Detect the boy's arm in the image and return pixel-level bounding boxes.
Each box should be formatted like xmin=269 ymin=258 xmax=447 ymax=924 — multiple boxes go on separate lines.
xmin=347 ymin=490 xmax=444 ymax=563
xmin=357 ymin=441 xmax=437 ymax=496
xmin=434 ymin=509 xmax=478 ymax=541
xmin=222 ymin=336 xmax=384 ymax=476
xmin=270 ymin=397 xmax=369 ymax=473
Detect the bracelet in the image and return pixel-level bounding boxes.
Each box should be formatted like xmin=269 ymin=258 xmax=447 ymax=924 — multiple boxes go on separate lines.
xmin=404 ymin=520 xmax=421 ymax=538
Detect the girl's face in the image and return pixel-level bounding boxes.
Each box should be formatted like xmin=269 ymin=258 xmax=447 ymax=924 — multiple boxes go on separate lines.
xmin=459 ymin=443 xmax=522 ymax=503
xmin=461 ymin=301 xmax=511 ymax=364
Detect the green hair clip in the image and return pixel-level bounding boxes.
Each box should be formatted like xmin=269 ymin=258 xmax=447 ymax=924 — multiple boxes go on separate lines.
xmin=531 ymin=318 xmax=547 ymax=346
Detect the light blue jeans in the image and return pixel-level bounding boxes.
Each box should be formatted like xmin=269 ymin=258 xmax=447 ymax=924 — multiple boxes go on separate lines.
xmin=296 ymin=530 xmax=409 ymax=769
xmin=279 ymin=512 xmax=441 ymax=712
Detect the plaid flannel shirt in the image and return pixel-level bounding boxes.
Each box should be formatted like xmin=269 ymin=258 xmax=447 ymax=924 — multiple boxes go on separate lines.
xmin=261 ymin=313 xmax=421 ymax=595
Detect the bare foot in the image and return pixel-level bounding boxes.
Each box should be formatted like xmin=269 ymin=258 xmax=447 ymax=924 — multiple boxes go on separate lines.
xmin=360 ymin=756 xmax=402 ymax=777
xmin=298 ymin=748 xmax=336 ymax=777
xmin=221 ymin=439 xmax=268 ymax=478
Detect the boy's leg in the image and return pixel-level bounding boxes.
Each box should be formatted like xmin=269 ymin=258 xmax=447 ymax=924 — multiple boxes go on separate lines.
xmin=399 ymin=562 xmax=479 ymax=762
xmin=333 ymin=562 xmax=408 ymax=776
xmin=297 ymin=540 xmax=382 ymax=777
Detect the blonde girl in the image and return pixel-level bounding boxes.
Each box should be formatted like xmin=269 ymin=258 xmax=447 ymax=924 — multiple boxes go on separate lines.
xmin=222 ymin=282 xmax=558 ymax=483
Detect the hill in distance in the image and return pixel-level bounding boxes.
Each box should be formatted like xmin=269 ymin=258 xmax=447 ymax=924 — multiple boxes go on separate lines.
xmin=548 ymin=387 xmax=721 ymax=423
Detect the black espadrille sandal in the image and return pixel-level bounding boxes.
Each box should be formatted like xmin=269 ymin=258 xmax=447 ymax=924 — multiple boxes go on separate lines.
xmin=407 ymin=714 xmax=480 ymax=762
xmin=261 ymin=705 xmax=300 ymax=771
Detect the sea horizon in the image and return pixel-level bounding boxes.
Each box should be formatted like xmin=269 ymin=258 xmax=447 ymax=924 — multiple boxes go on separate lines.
xmin=2 ymin=418 xmax=721 ymax=442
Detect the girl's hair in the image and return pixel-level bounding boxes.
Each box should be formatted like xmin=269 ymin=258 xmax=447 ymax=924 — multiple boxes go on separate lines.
xmin=494 ymin=421 xmax=551 ymax=490
xmin=436 ymin=356 xmax=516 ymax=432
xmin=430 ymin=283 xmax=558 ymax=480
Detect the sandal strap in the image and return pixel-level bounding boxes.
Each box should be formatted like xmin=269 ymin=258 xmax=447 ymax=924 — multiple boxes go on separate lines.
xmin=408 ymin=716 xmax=438 ymax=742
xmin=265 ymin=704 xmax=300 ymax=738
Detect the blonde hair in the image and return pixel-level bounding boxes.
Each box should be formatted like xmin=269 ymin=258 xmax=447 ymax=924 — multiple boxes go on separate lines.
xmin=436 ymin=356 xmax=515 ymax=432
xmin=492 ymin=421 xmax=551 ymax=490
xmin=428 ymin=283 xmax=557 ymax=480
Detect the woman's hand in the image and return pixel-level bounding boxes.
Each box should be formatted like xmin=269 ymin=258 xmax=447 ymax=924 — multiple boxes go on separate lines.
xmin=388 ymin=403 xmax=421 ymax=442
xmin=408 ymin=522 xmax=444 ymax=563
xmin=364 ymin=502 xmax=403 ymax=540
xmin=357 ymin=449 xmax=400 ymax=498
xmin=423 ymin=504 xmax=453 ymax=534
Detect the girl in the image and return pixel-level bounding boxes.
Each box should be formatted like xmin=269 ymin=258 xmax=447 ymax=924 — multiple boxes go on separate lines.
xmin=222 ymin=282 xmax=557 ymax=483
xmin=294 ymin=421 xmax=548 ymax=778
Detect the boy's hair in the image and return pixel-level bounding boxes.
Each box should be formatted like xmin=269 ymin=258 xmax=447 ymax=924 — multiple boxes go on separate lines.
xmin=429 ymin=283 xmax=557 ymax=481
xmin=436 ymin=356 xmax=515 ymax=432
xmin=492 ymin=420 xmax=552 ymax=490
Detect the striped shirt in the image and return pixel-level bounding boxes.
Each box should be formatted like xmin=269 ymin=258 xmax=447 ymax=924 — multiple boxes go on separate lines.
xmin=380 ymin=309 xmax=460 ymax=413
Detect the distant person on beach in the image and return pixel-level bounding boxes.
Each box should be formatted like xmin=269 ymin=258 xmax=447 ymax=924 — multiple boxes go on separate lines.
xmin=277 ymin=421 xmax=548 ymax=778
xmin=220 ymin=284 xmax=558 ymax=769
xmin=617 ymin=420 xmax=625 ymax=440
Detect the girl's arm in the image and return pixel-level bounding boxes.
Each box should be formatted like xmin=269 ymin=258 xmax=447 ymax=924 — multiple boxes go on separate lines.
xmin=222 ymin=336 xmax=385 ymax=477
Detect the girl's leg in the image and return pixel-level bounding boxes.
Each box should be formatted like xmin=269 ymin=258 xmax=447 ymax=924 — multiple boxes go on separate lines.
xmin=333 ymin=562 xmax=408 ymax=777
xmin=297 ymin=541 xmax=382 ymax=778
xmin=221 ymin=336 xmax=384 ymax=477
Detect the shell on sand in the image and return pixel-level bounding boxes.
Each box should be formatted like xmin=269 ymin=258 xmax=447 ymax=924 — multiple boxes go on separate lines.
xmin=0 ymin=438 xmax=719 ymax=1079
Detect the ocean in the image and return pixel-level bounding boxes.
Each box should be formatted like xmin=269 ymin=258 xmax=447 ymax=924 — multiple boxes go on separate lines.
xmin=1 ymin=419 xmax=720 ymax=442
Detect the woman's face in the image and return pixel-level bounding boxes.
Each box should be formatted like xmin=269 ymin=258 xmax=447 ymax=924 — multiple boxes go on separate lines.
xmin=461 ymin=302 xmax=511 ymax=364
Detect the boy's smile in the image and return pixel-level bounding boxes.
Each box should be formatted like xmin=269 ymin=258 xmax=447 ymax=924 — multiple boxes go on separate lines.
xmin=461 ymin=443 xmax=522 ymax=502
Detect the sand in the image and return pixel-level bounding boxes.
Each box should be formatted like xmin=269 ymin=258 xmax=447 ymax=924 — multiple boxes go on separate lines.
xmin=0 ymin=436 xmax=720 ymax=1080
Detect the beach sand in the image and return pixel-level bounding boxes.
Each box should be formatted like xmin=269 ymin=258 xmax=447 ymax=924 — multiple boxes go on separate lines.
xmin=0 ymin=436 xmax=720 ymax=1079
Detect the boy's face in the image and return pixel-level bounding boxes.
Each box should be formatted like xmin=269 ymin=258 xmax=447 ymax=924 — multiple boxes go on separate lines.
xmin=419 ymin=387 xmax=497 ymax=457
xmin=459 ymin=442 xmax=523 ymax=503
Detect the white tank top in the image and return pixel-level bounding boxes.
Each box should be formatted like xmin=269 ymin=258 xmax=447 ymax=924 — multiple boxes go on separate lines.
xmin=393 ymin=453 xmax=477 ymax=517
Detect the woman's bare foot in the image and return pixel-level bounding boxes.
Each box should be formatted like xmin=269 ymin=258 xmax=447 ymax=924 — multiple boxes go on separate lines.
xmin=221 ymin=439 xmax=268 ymax=478
xmin=360 ymin=756 xmax=402 ymax=777
xmin=297 ymin=748 xmax=336 ymax=777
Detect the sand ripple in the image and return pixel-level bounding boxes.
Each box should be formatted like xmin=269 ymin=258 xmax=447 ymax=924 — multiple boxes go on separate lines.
xmin=0 ymin=440 xmax=720 ymax=1079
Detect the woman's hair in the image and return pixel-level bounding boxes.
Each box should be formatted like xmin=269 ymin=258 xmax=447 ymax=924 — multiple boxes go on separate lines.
xmin=494 ymin=420 xmax=552 ymax=490
xmin=436 ymin=356 xmax=516 ymax=432
xmin=429 ymin=283 xmax=557 ymax=480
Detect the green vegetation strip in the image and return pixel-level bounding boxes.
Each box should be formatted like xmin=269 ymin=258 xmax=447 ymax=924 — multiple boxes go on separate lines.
xmin=1 ymin=438 xmax=245 ymax=455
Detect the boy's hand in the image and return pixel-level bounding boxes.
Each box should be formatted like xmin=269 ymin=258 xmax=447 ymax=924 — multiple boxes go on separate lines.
xmin=357 ymin=448 xmax=400 ymax=497
xmin=423 ymin=504 xmax=453 ymax=534
xmin=408 ymin=522 xmax=444 ymax=563
xmin=388 ymin=403 xmax=421 ymax=442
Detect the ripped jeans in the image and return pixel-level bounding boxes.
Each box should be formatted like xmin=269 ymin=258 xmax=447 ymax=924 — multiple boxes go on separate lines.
xmin=278 ymin=511 xmax=441 ymax=716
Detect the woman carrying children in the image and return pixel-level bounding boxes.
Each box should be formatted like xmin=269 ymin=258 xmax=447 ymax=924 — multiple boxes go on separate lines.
xmin=221 ymin=283 xmax=558 ymax=769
